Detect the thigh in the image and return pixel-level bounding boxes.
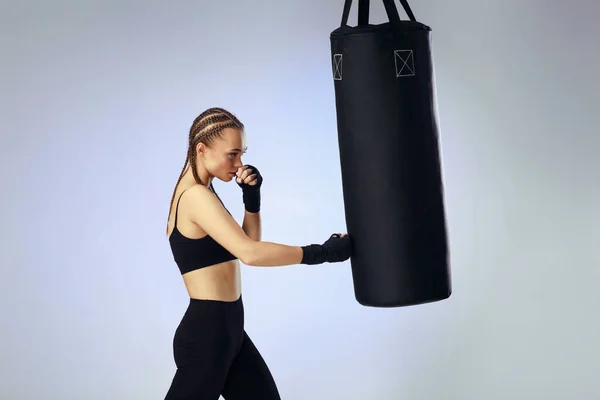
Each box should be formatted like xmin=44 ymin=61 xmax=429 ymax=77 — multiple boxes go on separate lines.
xmin=164 ymin=329 xmax=231 ymax=400
xmin=221 ymin=331 xmax=281 ymax=400
xmin=165 ymin=366 xmax=225 ymax=400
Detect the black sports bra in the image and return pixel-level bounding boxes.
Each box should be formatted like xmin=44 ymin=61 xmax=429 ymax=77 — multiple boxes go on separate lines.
xmin=169 ymin=185 xmax=237 ymax=275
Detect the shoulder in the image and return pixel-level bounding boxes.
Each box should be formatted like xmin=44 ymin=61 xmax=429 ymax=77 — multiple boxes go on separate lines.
xmin=180 ymin=184 xmax=224 ymax=219
xmin=178 ymin=183 xmax=215 ymax=205
xmin=175 ymin=184 xmax=215 ymax=216
xmin=182 ymin=183 xmax=212 ymax=198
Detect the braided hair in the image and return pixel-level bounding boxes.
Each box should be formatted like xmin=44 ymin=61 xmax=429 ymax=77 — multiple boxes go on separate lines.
xmin=167 ymin=107 xmax=244 ymax=231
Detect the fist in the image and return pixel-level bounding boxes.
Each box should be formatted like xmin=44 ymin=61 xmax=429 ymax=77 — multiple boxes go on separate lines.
xmin=236 ymin=165 xmax=263 ymax=190
xmin=236 ymin=164 xmax=262 ymax=213
xmin=236 ymin=165 xmax=258 ymax=186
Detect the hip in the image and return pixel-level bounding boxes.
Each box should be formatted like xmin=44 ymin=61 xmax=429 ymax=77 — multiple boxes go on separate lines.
xmin=172 ymin=295 xmax=245 ymax=366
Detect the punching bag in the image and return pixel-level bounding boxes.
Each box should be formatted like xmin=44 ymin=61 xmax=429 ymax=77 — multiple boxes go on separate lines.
xmin=330 ymin=0 xmax=451 ymax=307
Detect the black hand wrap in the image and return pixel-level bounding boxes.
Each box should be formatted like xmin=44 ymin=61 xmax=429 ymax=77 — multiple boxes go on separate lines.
xmin=301 ymin=234 xmax=353 ymax=265
xmin=236 ymin=164 xmax=263 ymax=213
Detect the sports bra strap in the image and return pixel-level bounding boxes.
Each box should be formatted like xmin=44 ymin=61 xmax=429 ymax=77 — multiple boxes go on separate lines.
xmin=174 ymin=189 xmax=187 ymax=229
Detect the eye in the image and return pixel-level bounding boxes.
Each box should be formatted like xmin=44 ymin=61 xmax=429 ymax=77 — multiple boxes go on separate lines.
xmin=229 ymin=152 xmax=238 ymax=158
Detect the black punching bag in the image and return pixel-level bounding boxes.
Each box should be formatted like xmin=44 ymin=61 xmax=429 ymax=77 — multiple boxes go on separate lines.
xmin=330 ymin=0 xmax=451 ymax=307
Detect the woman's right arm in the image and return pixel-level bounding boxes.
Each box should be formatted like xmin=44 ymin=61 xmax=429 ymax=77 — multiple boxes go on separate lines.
xmin=185 ymin=184 xmax=304 ymax=267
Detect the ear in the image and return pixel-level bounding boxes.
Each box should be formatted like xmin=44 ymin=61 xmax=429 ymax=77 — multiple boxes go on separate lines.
xmin=196 ymin=142 xmax=206 ymax=158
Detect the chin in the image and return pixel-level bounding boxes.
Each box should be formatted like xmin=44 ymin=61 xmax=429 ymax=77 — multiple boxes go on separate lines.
xmin=220 ymin=173 xmax=235 ymax=182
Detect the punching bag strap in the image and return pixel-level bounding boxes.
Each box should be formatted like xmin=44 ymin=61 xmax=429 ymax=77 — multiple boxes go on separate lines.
xmin=358 ymin=0 xmax=369 ymax=25
xmin=341 ymin=0 xmax=417 ymax=28
xmin=340 ymin=0 xmax=354 ymax=26
xmin=386 ymin=0 xmax=417 ymax=22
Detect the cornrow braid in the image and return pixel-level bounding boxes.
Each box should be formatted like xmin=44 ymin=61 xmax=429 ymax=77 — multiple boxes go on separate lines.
xmin=167 ymin=107 xmax=244 ymax=233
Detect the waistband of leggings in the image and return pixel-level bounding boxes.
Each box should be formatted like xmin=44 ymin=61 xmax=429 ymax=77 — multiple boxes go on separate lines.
xmin=188 ymin=294 xmax=242 ymax=307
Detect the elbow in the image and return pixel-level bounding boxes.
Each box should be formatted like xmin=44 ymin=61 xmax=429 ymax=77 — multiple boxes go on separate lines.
xmin=239 ymin=240 xmax=260 ymax=266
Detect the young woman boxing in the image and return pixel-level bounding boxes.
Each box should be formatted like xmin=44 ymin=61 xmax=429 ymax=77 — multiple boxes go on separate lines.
xmin=164 ymin=107 xmax=352 ymax=399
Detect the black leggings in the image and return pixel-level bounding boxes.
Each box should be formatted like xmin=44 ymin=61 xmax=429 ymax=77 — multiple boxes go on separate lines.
xmin=165 ymin=296 xmax=281 ymax=400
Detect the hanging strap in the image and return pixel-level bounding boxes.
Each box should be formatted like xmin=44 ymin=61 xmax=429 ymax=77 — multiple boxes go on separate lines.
xmin=358 ymin=0 xmax=369 ymax=25
xmin=341 ymin=0 xmax=417 ymax=29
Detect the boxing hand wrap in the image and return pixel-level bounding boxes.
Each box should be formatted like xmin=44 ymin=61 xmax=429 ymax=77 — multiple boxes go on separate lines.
xmin=300 ymin=244 xmax=327 ymax=265
xmin=236 ymin=164 xmax=263 ymax=213
xmin=301 ymin=234 xmax=352 ymax=265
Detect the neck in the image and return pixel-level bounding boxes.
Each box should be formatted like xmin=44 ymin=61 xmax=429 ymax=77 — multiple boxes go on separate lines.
xmin=183 ymin=162 xmax=212 ymax=187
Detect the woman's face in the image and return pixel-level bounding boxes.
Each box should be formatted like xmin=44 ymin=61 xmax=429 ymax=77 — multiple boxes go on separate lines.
xmin=200 ymin=127 xmax=247 ymax=182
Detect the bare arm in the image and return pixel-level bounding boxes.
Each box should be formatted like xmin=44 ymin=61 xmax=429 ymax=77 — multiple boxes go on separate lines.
xmin=241 ymin=210 xmax=261 ymax=241
xmin=186 ymin=185 xmax=302 ymax=267
xmin=244 ymin=240 xmax=303 ymax=267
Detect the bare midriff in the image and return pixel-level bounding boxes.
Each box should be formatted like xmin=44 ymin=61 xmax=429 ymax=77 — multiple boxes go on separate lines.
xmin=181 ymin=261 xmax=242 ymax=302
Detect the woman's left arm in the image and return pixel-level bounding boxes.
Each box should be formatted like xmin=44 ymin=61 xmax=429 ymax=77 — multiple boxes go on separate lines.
xmin=242 ymin=211 xmax=261 ymax=241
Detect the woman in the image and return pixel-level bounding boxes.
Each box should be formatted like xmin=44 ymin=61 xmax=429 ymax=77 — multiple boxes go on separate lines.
xmin=164 ymin=107 xmax=353 ymax=399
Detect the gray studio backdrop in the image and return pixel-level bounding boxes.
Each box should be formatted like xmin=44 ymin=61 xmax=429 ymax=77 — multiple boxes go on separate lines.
xmin=2 ymin=0 xmax=599 ymax=399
